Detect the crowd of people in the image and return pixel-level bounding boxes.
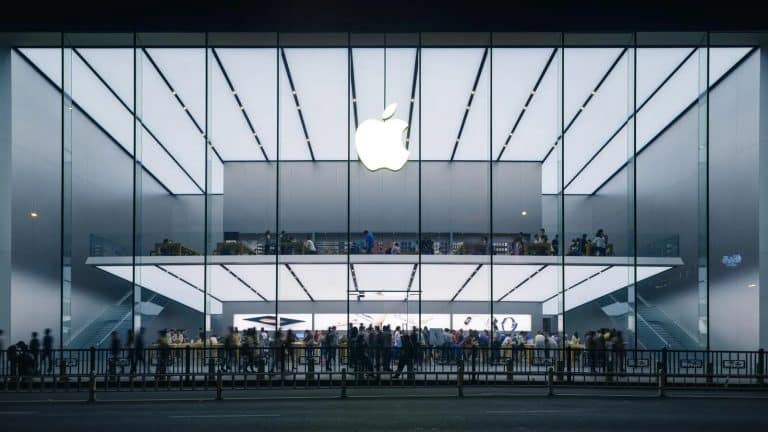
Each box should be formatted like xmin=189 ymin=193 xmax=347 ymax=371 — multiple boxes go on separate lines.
xmin=1 ymin=324 xmax=628 ymax=378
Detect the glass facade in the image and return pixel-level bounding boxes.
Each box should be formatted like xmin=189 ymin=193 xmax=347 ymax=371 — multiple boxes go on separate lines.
xmin=1 ymin=32 xmax=763 ymax=351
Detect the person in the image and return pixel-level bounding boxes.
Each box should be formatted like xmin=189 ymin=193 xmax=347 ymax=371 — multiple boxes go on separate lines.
xmin=0 ymin=329 xmax=5 ymax=351
xmin=223 ymin=326 xmax=234 ymax=371
xmin=513 ymin=236 xmax=524 ymax=255
xmin=611 ymin=330 xmax=625 ymax=373
xmin=392 ymin=331 xmax=414 ymax=379
xmin=259 ymin=327 xmax=269 ymax=358
xmin=393 ymin=326 xmax=402 ymax=362
xmin=579 ymin=233 xmax=589 ymax=256
xmin=533 ymin=331 xmax=546 ymax=361
xmin=41 ymin=328 xmax=54 ymax=373
xmin=6 ymin=340 xmax=18 ymax=378
xmin=264 ymin=230 xmax=273 ymax=255
xmin=156 ymin=331 xmax=171 ymax=377
xmin=270 ymin=330 xmax=283 ymax=373
xmin=364 ymin=230 xmax=375 ymax=254
xmin=131 ymin=327 xmax=146 ymax=375
xmin=304 ymin=236 xmax=317 ymax=254
xmin=539 ymin=228 xmax=548 ymax=243
xmin=382 ymin=325 xmax=393 ymax=371
xmin=325 ymin=326 xmax=337 ymax=371
xmin=109 ymin=331 xmax=122 ymax=375
xmin=29 ymin=332 xmax=40 ymax=371
xmin=552 ymin=234 xmax=559 ymax=255
xmin=594 ymin=329 xmax=606 ymax=371
xmin=570 ymin=332 xmax=580 ymax=346
xmin=568 ymin=238 xmax=579 ymax=255
xmin=478 ymin=330 xmax=490 ymax=364
xmin=594 ymin=229 xmax=607 ymax=256
xmin=285 ymin=329 xmax=296 ymax=371
xmin=391 ymin=242 xmax=401 ymax=255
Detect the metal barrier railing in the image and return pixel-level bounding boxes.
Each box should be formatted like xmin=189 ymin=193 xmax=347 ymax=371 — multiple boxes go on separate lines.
xmin=0 ymin=347 xmax=765 ymax=393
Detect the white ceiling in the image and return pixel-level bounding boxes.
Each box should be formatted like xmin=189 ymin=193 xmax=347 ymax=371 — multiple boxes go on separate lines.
xmin=96 ymin=262 xmax=671 ymax=314
xmin=17 ymin=46 xmax=753 ymax=196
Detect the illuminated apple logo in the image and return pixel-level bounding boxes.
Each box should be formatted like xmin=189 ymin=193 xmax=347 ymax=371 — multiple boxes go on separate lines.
xmin=355 ymin=103 xmax=409 ymax=171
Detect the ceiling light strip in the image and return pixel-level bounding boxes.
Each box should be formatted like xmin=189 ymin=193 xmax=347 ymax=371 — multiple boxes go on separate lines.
xmin=496 ymin=48 xmax=558 ymax=161
xmin=562 ymin=48 xmax=698 ymax=192
xmin=67 ymin=49 xmax=202 ymax=194
xmin=449 ymin=48 xmax=489 ymax=161
xmin=284 ymin=264 xmax=315 ymax=302
xmin=141 ymin=49 xmax=224 ymax=164
xmin=13 ymin=50 xmax=181 ymax=199
xmin=156 ymin=265 xmax=224 ymax=303
xmin=279 ymin=48 xmax=315 ymax=161
xmin=349 ymin=48 xmax=359 ymax=130
xmin=450 ymin=264 xmax=484 ymax=302
xmin=349 ymin=264 xmax=361 ymax=300
xmin=220 ymin=264 xmax=268 ymax=301
xmin=405 ymin=48 xmax=419 ymax=150
xmin=211 ymin=48 xmax=270 ymax=161
xmin=405 ymin=263 xmax=419 ymax=301
xmin=591 ymin=46 xmax=756 ymax=196
xmin=541 ymin=48 xmax=629 ymax=163
xmin=540 ymin=266 xmax=613 ymax=304
xmin=496 ymin=265 xmax=547 ymax=302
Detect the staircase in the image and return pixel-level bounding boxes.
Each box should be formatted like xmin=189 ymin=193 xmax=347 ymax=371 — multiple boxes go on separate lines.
xmin=636 ymin=303 xmax=686 ymax=349
xmin=67 ymin=293 xmax=169 ymax=348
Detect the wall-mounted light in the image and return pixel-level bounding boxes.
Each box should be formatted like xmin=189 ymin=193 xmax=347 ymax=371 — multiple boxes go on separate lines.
xmin=29 ymin=211 xmax=39 ymax=218
xmin=747 ymin=283 xmax=757 ymax=288
xmin=521 ymin=210 xmax=528 ymax=216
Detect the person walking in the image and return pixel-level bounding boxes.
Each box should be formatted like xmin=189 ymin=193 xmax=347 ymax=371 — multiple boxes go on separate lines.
xmin=130 ymin=327 xmax=146 ymax=375
xmin=42 ymin=328 xmax=54 ymax=373
xmin=29 ymin=332 xmax=40 ymax=372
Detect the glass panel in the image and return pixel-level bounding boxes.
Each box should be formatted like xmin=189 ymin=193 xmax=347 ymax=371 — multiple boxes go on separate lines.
xmin=63 ymin=34 xmax=135 ymax=349
xmin=563 ymin=33 xmax=636 ymax=357
xmin=491 ymin=37 xmax=563 ymax=366
xmin=636 ymin=33 xmax=708 ymax=349
xmin=7 ymin=39 xmax=63 ymax=347
xmin=349 ymin=36 xmax=421 ymax=376
xmin=708 ymin=34 xmax=760 ymax=350
xmin=134 ymin=33 xmax=206 ymax=353
xmin=207 ymin=43 xmax=278 ymax=349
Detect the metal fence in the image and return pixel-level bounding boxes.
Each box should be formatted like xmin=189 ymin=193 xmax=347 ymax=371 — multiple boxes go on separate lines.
xmin=1 ymin=346 xmax=765 ymax=393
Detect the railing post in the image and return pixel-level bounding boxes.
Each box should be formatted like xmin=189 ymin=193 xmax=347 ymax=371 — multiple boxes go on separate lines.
xmin=457 ymin=360 xmax=464 ymax=398
xmin=185 ymin=345 xmax=191 ymax=383
xmin=87 ymin=370 xmax=96 ymax=403
xmin=340 ymin=367 xmax=347 ymax=398
xmin=657 ymin=367 xmax=665 ymax=397
xmin=89 ymin=346 xmax=96 ymax=374
xmin=215 ymin=369 xmax=223 ymax=401
xmin=547 ymin=367 xmax=555 ymax=397
xmin=506 ymin=358 xmax=514 ymax=382
xmin=565 ymin=345 xmax=572 ymax=382
xmin=58 ymin=356 xmax=68 ymax=383
xmin=757 ymin=348 xmax=765 ymax=385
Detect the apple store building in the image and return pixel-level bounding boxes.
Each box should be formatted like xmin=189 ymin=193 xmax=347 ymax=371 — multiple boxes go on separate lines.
xmin=1 ymin=31 xmax=767 ymax=352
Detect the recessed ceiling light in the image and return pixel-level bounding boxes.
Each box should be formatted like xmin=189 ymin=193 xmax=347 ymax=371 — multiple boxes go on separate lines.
xmin=591 ymin=90 xmax=597 ymax=95
xmin=171 ymin=91 xmax=176 ymax=95
xmin=521 ymin=210 xmax=528 ymax=216
xmin=30 ymin=211 xmax=39 ymax=218
xmin=748 ymin=283 xmax=757 ymax=288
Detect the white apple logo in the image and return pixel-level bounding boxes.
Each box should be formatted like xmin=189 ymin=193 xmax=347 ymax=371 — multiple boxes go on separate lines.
xmin=355 ymin=103 xmax=409 ymax=171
